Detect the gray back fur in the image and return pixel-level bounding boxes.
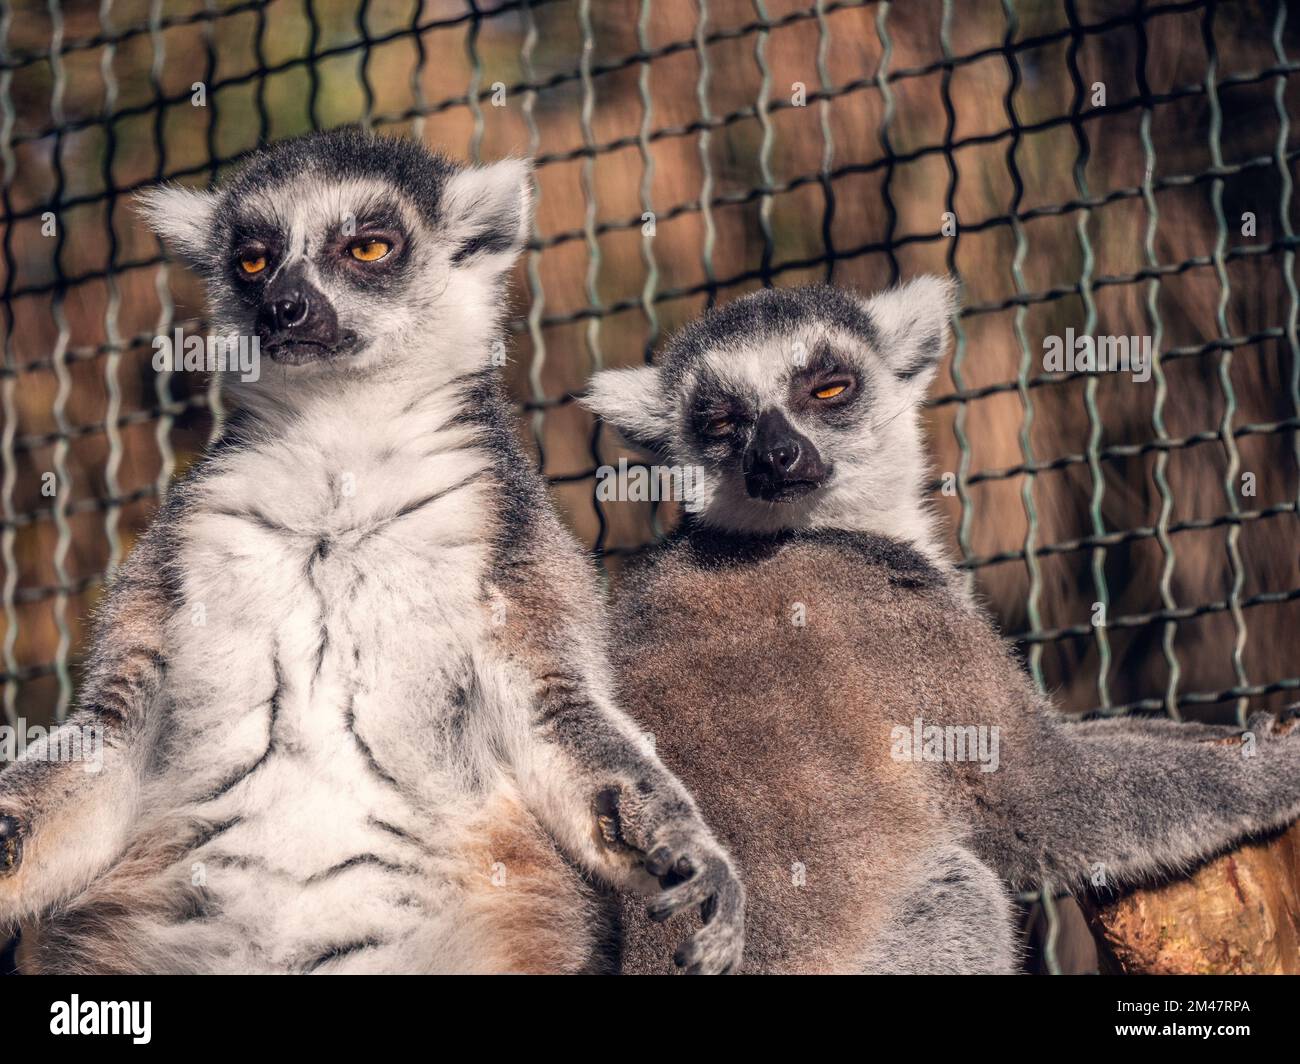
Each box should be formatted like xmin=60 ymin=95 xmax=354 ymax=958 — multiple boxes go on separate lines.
xmin=588 ymin=283 xmax=1300 ymax=974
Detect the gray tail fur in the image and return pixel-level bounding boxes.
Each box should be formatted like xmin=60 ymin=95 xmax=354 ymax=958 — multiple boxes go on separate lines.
xmin=965 ymin=709 xmax=1300 ymax=892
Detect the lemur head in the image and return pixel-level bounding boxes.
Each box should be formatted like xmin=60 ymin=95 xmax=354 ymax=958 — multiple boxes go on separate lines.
xmin=136 ymin=128 xmax=530 ymax=395
xmin=584 ymin=278 xmax=956 ymax=549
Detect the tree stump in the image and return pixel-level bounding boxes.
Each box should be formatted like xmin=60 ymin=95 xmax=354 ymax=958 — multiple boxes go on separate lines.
xmin=1088 ymin=823 xmax=1300 ymax=974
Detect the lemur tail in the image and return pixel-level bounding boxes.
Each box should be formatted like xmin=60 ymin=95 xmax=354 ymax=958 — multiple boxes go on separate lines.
xmin=965 ymin=709 xmax=1300 ymax=892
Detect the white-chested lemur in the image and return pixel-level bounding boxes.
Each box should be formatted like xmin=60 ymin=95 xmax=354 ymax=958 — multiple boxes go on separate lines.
xmin=0 ymin=129 xmax=744 ymax=975
xmin=585 ymin=277 xmax=1300 ymax=974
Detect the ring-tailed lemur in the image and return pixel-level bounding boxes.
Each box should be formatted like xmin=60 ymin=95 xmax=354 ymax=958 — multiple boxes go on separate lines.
xmin=584 ymin=278 xmax=1300 ymax=974
xmin=0 ymin=129 xmax=744 ymax=975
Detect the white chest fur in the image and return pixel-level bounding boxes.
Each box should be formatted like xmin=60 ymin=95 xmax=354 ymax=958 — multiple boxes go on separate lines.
xmin=136 ymin=388 xmax=538 ymax=972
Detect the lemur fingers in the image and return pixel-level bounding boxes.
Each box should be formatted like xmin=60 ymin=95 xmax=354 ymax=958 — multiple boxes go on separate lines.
xmin=666 ymin=867 xmax=746 ymax=975
xmin=644 ymin=826 xmax=746 ymax=975
xmin=595 ymin=781 xmax=746 ymax=973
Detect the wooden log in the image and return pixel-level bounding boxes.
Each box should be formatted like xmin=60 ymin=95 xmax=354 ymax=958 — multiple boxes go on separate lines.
xmin=1088 ymin=823 xmax=1300 ymax=974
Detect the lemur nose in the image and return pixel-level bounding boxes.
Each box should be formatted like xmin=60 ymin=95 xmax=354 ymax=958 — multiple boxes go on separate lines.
xmin=743 ymin=408 xmax=828 ymax=500
xmin=270 ymin=292 xmax=309 ymax=329
xmin=762 ymin=439 xmax=800 ymax=472
xmin=749 ymin=409 xmax=804 ymax=475
xmin=254 ymin=264 xmax=340 ymax=362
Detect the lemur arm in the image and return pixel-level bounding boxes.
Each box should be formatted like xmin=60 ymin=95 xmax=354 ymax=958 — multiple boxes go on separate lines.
xmin=0 ymin=513 xmax=175 ymax=922
xmin=968 ymin=704 xmax=1300 ymax=892
xmin=485 ymin=551 xmax=745 ymax=975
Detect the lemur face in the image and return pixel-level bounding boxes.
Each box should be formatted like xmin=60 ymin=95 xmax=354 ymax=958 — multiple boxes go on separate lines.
xmin=685 ymin=331 xmax=857 ymax=503
xmin=137 ymin=128 xmax=530 ymax=380
xmin=214 ymin=176 xmax=413 ymax=366
xmin=585 ymin=278 xmax=956 ymax=534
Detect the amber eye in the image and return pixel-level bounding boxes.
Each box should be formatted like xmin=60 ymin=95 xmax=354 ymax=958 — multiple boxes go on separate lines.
xmin=704 ymin=418 xmax=734 ymax=438
xmin=813 ymin=383 xmax=848 ymax=400
xmin=239 ymin=255 xmax=267 ymax=275
xmin=350 ymin=239 xmax=391 ymax=263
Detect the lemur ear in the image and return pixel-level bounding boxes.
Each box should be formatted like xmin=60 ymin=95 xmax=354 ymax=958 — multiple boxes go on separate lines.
xmin=863 ymin=274 xmax=958 ymax=386
xmin=134 ymin=184 xmax=219 ymax=270
xmin=441 ymin=158 xmax=532 ymax=271
xmin=583 ymin=365 xmax=675 ymax=455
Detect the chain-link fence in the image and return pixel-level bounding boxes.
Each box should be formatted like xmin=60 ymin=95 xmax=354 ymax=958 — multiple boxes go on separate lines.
xmin=1 ymin=0 xmax=1298 ymax=973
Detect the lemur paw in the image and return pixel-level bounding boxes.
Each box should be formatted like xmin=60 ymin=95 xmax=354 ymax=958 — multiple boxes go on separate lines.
xmin=0 ymin=814 xmax=22 ymax=877
xmin=595 ymin=786 xmax=746 ymax=973
xmin=1248 ymin=709 xmax=1300 ymax=738
xmin=644 ymin=830 xmax=746 ymax=975
xmin=1197 ymin=711 xmax=1300 ymax=748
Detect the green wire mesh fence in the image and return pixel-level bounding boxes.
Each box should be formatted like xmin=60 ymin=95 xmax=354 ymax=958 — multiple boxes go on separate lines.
xmin=0 ymin=0 xmax=1298 ymax=973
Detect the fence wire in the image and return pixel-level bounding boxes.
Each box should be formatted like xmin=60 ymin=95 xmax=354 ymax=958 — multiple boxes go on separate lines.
xmin=1 ymin=0 xmax=1298 ymax=974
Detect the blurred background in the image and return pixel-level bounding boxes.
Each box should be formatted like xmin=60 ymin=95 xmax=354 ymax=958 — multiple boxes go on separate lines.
xmin=0 ymin=0 xmax=1298 ymax=972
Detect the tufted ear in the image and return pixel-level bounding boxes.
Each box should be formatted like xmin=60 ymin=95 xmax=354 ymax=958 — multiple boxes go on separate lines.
xmin=441 ymin=158 xmax=532 ymax=273
xmin=583 ymin=365 xmax=675 ymax=456
xmin=134 ymin=183 xmax=219 ymax=270
xmin=863 ymin=274 xmax=958 ymax=387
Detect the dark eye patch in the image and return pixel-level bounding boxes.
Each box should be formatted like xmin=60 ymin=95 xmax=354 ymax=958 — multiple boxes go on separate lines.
xmin=687 ymin=372 xmax=755 ymax=450
xmin=227 ymin=220 xmax=284 ymax=298
xmin=336 ymin=203 xmax=405 ymax=239
xmin=788 ymin=340 xmax=866 ymax=423
xmin=229 ymin=216 xmax=282 ymax=252
xmin=318 ymin=200 xmax=412 ymax=293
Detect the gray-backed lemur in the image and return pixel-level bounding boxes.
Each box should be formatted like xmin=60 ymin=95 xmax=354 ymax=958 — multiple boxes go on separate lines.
xmin=584 ymin=278 xmax=1300 ymax=974
xmin=0 ymin=129 xmax=744 ymax=974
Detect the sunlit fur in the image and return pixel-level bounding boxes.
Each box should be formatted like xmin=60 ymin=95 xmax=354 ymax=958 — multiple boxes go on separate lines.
xmin=2 ymin=130 xmax=744 ymax=975
xmin=584 ymin=277 xmax=956 ymax=564
xmin=135 ymin=134 xmax=528 ymax=414
xmin=590 ymin=281 xmax=1300 ymax=974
